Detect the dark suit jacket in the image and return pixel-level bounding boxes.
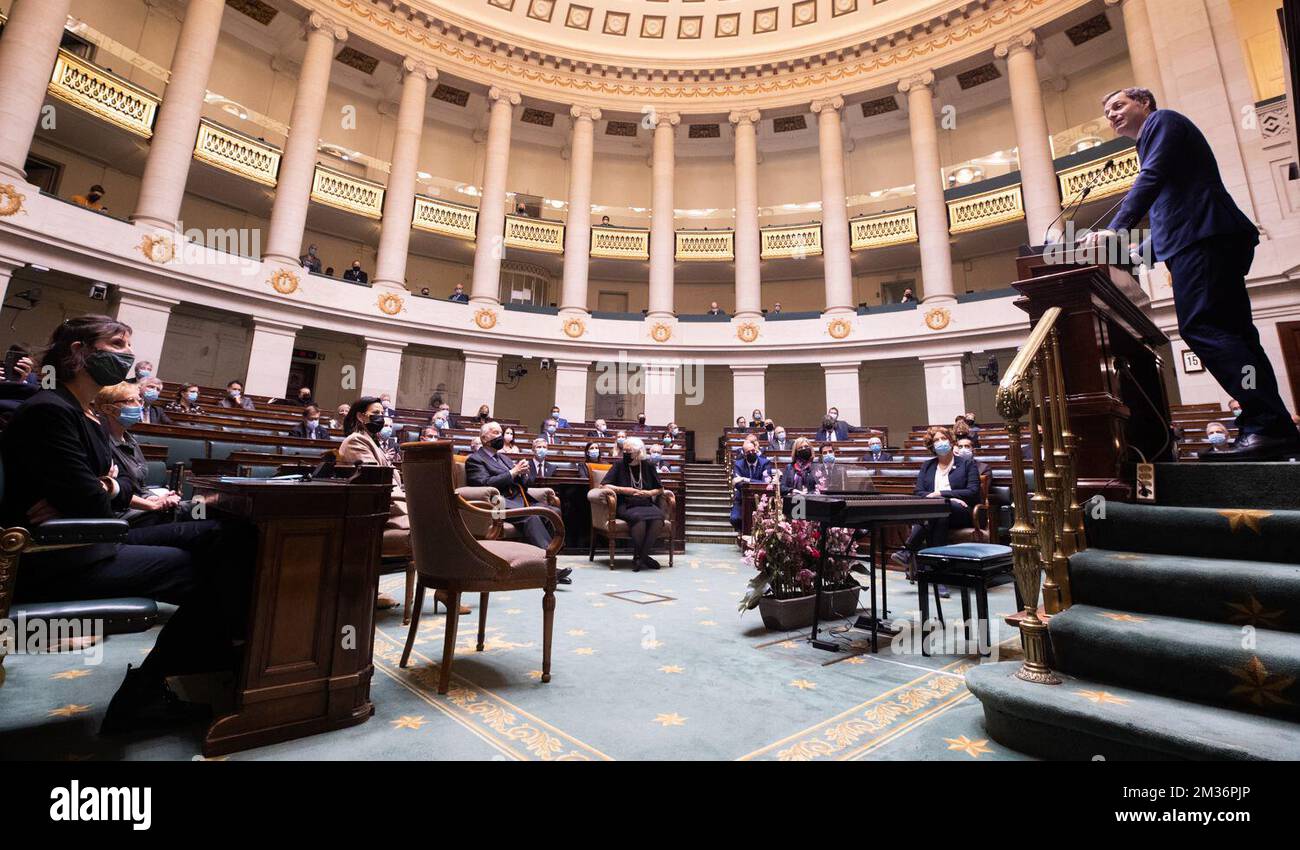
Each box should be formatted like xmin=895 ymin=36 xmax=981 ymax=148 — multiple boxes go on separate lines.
xmin=465 ymin=447 xmax=526 ymax=500
xmin=864 ymin=450 xmax=894 ymax=462
xmin=1108 ymin=110 xmax=1258 ymax=262
xmin=1 ymin=387 xmax=133 ymax=568
xmin=913 ymin=455 xmax=980 ymax=505
xmin=523 ymin=459 xmax=556 ymax=485
xmin=449 ymin=292 xmax=470 ymax=303
xmin=343 ymin=268 xmax=369 ymax=283
xmin=140 ymin=403 xmax=172 ymax=426
xmin=767 ymin=438 xmax=791 ymax=454
xmin=290 ymin=420 xmax=332 ymax=440
xmin=781 ymin=462 xmax=823 ymax=493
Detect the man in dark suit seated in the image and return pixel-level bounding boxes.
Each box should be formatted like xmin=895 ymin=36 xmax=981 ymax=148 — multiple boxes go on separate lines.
xmin=1079 ymin=87 xmax=1300 ymax=460
xmin=547 ymin=406 xmax=570 ymax=429
xmin=137 ymin=378 xmax=173 ymax=426
xmin=729 ymin=435 xmax=775 ymax=530
xmin=448 ymin=283 xmax=470 ymax=303
xmin=540 ymin=417 xmax=561 ymax=444
xmin=589 ymin=418 xmax=610 ymax=438
xmin=767 ymin=426 xmax=790 ymax=454
xmin=342 ymin=261 xmax=369 ymax=284
xmin=526 ymin=437 xmax=558 ymax=482
xmin=633 ymin=413 xmax=652 ymax=434
xmin=865 ymin=435 xmax=892 ymax=462
xmin=289 ymin=404 xmax=332 ymax=440
xmin=826 ymin=407 xmax=851 ymax=439
xmin=465 ymin=422 xmax=570 ymax=583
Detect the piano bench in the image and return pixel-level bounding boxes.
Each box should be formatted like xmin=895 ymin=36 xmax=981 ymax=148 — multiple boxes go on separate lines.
xmin=915 ymin=543 xmax=1018 ymax=657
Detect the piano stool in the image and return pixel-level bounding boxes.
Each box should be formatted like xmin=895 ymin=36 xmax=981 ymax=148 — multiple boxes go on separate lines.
xmin=915 ymin=543 xmax=1019 ymax=656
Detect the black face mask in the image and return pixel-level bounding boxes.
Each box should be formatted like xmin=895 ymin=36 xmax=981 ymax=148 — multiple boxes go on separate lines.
xmin=638 ymin=417 xmax=646 ymax=424
xmin=796 ymin=448 xmax=813 ymax=462
xmin=622 ymin=452 xmax=634 ymax=465
xmin=85 ymin=350 xmax=135 ymax=387
xmin=765 ymin=424 xmax=774 ymax=431
xmin=744 ymin=452 xmax=758 ymax=463
xmin=490 ymin=435 xmax=506 ymax=450
xmin=364 ymin=415 xmax=385 ymax=435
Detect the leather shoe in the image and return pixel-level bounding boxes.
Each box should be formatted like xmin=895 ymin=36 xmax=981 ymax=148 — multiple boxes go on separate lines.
xmin=556 ymin=567 xmax=573 ymax=585
xmin=101 ymin=666 xmax=210 ymax=736
xmin=642 ymin=556 xmax=662 ymax=570
xmin=1200 ymin=432 xmax=1300 ymax=462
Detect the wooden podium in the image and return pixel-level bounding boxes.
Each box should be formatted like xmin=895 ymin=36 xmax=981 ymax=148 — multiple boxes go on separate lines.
xmin=188 ymin=473 xmax=392 ymax=756
xmin=1013 ymin=248 xmax=1173 ymax=500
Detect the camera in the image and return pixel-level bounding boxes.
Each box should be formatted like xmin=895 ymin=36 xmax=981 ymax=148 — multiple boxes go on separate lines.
xmin=539 ymin=358 xmax=551 ymax=371
xmin=506 ymin=365 xmax=528 ymax=380
xmin=89 ymin=282 xmax=108 ymax=301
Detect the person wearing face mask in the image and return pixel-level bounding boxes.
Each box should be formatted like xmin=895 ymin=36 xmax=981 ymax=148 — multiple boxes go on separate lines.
xmin=816 ymin=415 xmax=842 ymax=443
xmin=342 ymin=260 xmax=369 ymax=284
xmin=589 ymin=418 xmax=610 ymax=439
xmin=378 ymin=394 xmax=395 ymax=418
xmin=501 ymin=426 xmax=519 ymax=454
xmin=825 ymin=407 xmax=851 ymax=440
xmin=730 ymin=436 xmax=775 ymax=530
xmin=94 ymin=382 xmax=184 ymax=526
xmin=767 ymin=426 xmax=790 ymax=453
xmin=290 ymin=404 xmax=331 ymax=440
xmin=892 ymin=426 xmax=979 ymax=593
xmin=781 ymin=437 xmax=823 ymax=492
xmin=541 ymin=417 xmax=561 ymax=445
xmin=299 ymin=244 xmax=322 ymax=274
xmin=466 ymin=422 xmax=569 ymax=581
xmin=329 ymin=403 xmax=350 ymax=431
xmin=614 ymin=430 xmax=628 ymax=453
xmin=748 ymin=409 xmax=764 ymax=430
xmin=603 ymin=436 xmax=667 ymax=571
xmin=633 ymin=413 xmax=651 ymax=434
xmin=646 ymin=444 xmax=674 ymax=473
xmin=547 ymin=407 xmax=570 ymax=429
xmin=137 ymin=377 xmax=173 ymax=425
xmin=71 ymin=183 xmax=108 ymax=211
xmin=1227 ymin=399 xmax=1242 ymax=420
xmin=474 ymin=404 xmax=491 ymax=424
xmin=2 ymin=316 xmax=255 ymax=733
xmin=376 ymin=416 xmax=400 ymax=461
xmin=954 ymin=436 xmax=988 ymax=476
xmin=527 ymin=437 xmax=558 ymax=482
xmin=864 ymin=435 xmax=892 ymax=462
xmin=166 ymin=383 xmax=205 ymax=414
xmin=1202 ymin=421 xmax=1233 ymax=455
xmin=129 ymin=360 xmax=154 ymax=383
xmin=293 ymin=386 xmax=315 ymax=406
xmin=220 ymin=379 xmax=256 ymax=410
xmin=430 ymin=409 xmax=453 ymax=438
xmin=579 ymin=441 xmax=605 ymax=478
xmin=817 ymin=443 xmax=850 ymax=490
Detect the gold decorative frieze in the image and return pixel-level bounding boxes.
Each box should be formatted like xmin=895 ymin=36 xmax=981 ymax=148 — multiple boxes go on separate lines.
xmin=311 ymin=165 xmax=385 ymax=219
xmin=675 ymin=229 xmax=734 ymax=262
xmin=1057 ymin=148 xmax=1141 ymax=202
xmin=850 ymin=209 xmax=918 ymax=250
xmin=0 ymin=185 xmax=25 ymax=217
xmin=412 ymin=195 xmax=478 ymax=241
xmin=194 ymin=119 xmax=281 ymax=186
xmin=48 ymin=48 xmax=159 ymax=138
xmin=947 ymin=184 xmax=1024 ymax=234
xmin=503 ymin=214 xmax=565 ymax=254
xmin=590 ymin=226 xmax=650 ymax=260
xmin=760 ymin=224 xmax=822 ymax=259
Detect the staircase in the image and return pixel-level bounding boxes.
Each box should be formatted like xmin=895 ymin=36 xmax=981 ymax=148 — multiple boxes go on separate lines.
xmin=683 ymin=463 xmax=736 ymax=545
xmin=967 ymin=461 xmax=1300 ymax=760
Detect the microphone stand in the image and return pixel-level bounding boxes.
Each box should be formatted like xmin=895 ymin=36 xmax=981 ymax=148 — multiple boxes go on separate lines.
xmin=1035 ymin=158 xmax=1115 ymax=248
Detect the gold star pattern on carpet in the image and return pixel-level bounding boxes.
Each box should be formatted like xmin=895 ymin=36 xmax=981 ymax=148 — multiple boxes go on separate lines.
xmin=698 ymin=620 xmax=718 ymax=626
xmin=1224 ymin=596 xmax=1286 ymax=629
xmin=695 ymin=606 xmax=711 ymax=612
xmin=49 ymin=669 xmax=93 ymax=681
xmin=779 ymin=640 xmax=798 ymax=649
xmin=634 ymin=613 xmax=650 ymax=620
xmin=574 ymin=647 xmax=597 ymax=655
xmin=844 ymin=656 xmax=867 ymax=665
xmin=1217 ymin=509 xmax=1272 ymax=535
xmin=1074 ymin=689 xmax=1130 ymax=706
xmin=566 ymin=629 xmax=587 ymax=637
xmin=391 ymin=715 xmax=429 ymax=730
xmin=1225 ymin=656 xmax=1295 ymax=707
xmin=505 ymin=608 xmax=522 ymax=615
xmin=643 ymin=639 xmax=665 ymax=649
xmin=944 ymin=735 xmax=994 ymax=758
xmin=48 ymin=704 xmax=92 ymax=718
xmin=1098 ymin=612 xmax=1147 ymax=623
xmin=528 ymin=670 xmax=544 ymax=680
xmin=790 ymin=679 xmax=817 ymax=691
xmin=659 ymin=665 xmax=684 ymax=674
xmin=654 ymin=713 xmax=687 ymax=727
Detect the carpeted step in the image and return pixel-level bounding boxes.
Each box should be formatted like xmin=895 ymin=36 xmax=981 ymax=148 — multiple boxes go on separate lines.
xmin=966 ymin=661 xmax=1300 ymax=760
xmin=1070 ymin=548 xmax=1300 ymax=633
xmin=1153 ymin=462 xmax=1300 ymax=511
xmin=1048 ymin=604 xmax=1300 ymax=722
xmin=1083 ymin=500 xmax=1300 ymax=564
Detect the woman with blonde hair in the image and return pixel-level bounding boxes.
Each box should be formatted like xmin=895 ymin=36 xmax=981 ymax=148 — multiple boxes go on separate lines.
xmin=94 ymin=382 xmax=181 ymax=525
xmin=780 ymin=437 xmax=822 ymax=492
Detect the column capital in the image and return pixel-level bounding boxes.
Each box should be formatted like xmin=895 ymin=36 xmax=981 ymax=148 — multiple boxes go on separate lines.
xmin=728 ymin=109 xmax=760 ymax=126
xmin=648 ymin=110 xmax=681 ymax=129
xmin=250 ymin=316 xmax=303 ymax=336
xmin=115 ymin=289 xmax=180 ymax=311
xmin=462 ymin=350 xmax=502 ymax=367
xmin=730 ymin=364 xmax=768 ymax=377
xmin=570 ymin=104 xmax=602 ymax=122
xmin=918 ymin=353 xmax=966 ymax=366
xmin=809 ymin=95 xmax=844 ymax=115
xmin=821 ymin=361 xmax=863 ymax=373
xmin=488 ymin=86 xmax=522 ymax=107
xmin=306 ymin=12 xmax=348 ymax=43
xmin=363 ymin=337 xmax=408 ymax=354
xmin=994 ymin=29 xmax=1040 ymax=61
xmin=401 ymin=57 xmax=438 ymax=82
xmin=898 ymin=71 xmax=936 ymax=95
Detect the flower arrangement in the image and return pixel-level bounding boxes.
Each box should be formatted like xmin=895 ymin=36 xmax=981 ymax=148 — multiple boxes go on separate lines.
xmin=738 ymin=488 xmax=859 ymax=613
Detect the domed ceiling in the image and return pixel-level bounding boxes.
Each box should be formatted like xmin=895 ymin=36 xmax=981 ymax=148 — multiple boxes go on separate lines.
xmin=406 ymin=0 xmax=966 ymax=65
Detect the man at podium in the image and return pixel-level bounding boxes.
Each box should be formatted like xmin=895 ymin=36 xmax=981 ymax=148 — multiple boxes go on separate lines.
xmin=1079 ymin=87 xmax=1300 ymax=461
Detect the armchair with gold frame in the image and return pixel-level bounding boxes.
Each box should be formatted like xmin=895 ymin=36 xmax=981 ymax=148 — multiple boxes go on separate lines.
xmin=586 ymin=466 xmax=676 ymax=570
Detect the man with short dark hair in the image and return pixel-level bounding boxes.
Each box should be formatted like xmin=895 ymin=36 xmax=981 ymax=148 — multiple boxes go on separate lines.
xmin=1080 ymin=87 xmax=1299 ymax=460
xmin=71 ymin=184 xmax=107 ymax=211
xmin=290 ymin=404 xmax=331 ymax=440
xmin=220 ymin=379 xmax=255 ymax=410
xmin=449 ymin=283 xmax=469 ymax=303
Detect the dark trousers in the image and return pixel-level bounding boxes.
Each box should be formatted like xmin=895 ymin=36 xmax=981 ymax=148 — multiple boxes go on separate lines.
xmin=1166 ymin=237 xmax=1298 ymax=440
xmin=905 ymin=502 xmax=973 ymax=551
xmin=501 ymin=496 xmax=560 ymax=549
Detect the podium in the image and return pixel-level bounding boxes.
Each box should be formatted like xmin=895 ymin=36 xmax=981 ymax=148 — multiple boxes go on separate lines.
xmin=1013 ymin=246 xmax=1173 ymax=500
xmin=188 ymin=473 xmax=392 ymax=756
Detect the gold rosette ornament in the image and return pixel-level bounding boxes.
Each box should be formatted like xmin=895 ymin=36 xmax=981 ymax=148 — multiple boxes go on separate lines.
xmin=378 ymin=292 xmax=405 ymax=315
xmin=827 ymin=318 xmax=852 ymax=340
xmin=139 ymin=232 xmax=175 ymax=264
xmin=736 ymin=322 xmax=760 ymax=343
xmin=268 ymin=268 xmax=299 ymax=295
xmin=474 ymin=308 xmax=498 ymax=330
xmin=924 ymin=307 xmax=951 ymax=331
xmin=562 ymin=316 xmax=586 ymax=338
xmin=650 ymin=322 xmax=673 ymax=343
xmin=0 ymin=184 xmax=26 ymax=217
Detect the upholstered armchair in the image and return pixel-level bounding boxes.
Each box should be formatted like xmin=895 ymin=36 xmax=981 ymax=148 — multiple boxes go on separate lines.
xmin=950 ymin=467 xmax=994 ymax=544
xmin=399 ymin=441 xmax=566 ymax=694
xmin=452 ymin=455 xmax=560 ymax=540
xmin=586 ymin=466 xmax=676 ymax=570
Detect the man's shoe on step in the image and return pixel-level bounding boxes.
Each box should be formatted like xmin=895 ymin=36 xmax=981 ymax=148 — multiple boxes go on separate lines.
xmin=556 ymin=567 xmax=573 ymax=585
xmin=1200 ymin=432 xmax=1300 ymax=462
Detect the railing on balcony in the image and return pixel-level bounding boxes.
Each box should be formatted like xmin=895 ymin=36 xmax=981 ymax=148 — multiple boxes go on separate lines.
xmin=310 ymin=165 xmax=384 ymax=218
xmin=47 ymin=48 xmax=159 ymax=138
xmin=675 ymin=229 xmax=735 ymax=261
xmin=504 ymin=215 xmax=565 ymax=254
xmin=995 ymin=305 xmax=1086 ymax=686
xmin=412 ymin=195 xmax=478 ymax=241
xmin=590 ymin=225 xmax=650 ymax=260
xmin=1057 ymin=148 xmax=1141 ymax=202
xmin=947 ymin=184 xmax=1025 ymax=234
xmin=849 ymin=209 xmax=918 ymax=250
xmin=759 ymin=223 xmax=823 ymax=259
xmin=193 ymin=119 xmax=280 ymax=186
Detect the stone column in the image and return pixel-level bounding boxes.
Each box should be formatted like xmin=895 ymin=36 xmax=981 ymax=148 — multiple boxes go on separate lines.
xmin=731 ymin=365 xmax=767 ymax=424
xmin=900 ymin=72 xmax=956 ymax=303
xmin=1106 ymin=0 xmax=1167 ymax=108
xmin=920 ymin=354 xmax=966 ymax=427
xmin=643 ymin=363 xmax=678 ymax=427
xmin=360 ymin=337 xmax=406 ymax=400
xmin=811 ymin=96 xmax=854 ymax=315
xmin=0 ymin=258 xmax=22 ymax=309
xmin=460 ymin=351 xmax=501 ymax=418
xmin=729 ymin=109 xmax=762 ymax=319
xmin=263 ymin=14 xmax=347 ymax=266
xmin=131 ymin=0 xmax=226 ymax=229
xmin=469 ymin=87 xmax=520 ymax=305
xmin=113 ymin=291 xmax=177 ymax=378
xmin=995 ymin=31 xmax=1065 ymax=244
xmin=244 ymin=318 xmax=302 ymax=398
xmin=553 ymin=359 xmax=591 ymax=423
xmin=822 ymin=362 xmax=863 ymax=430
xmin=0 ymin=0 xmax=74 ymax=180
xmin=559 ymin=105 xmax=601 ymax=315
xmin=373 ymin=59 xmax=437 ymax=292
xmin=648 ymin=111 xmax=680 ymax=318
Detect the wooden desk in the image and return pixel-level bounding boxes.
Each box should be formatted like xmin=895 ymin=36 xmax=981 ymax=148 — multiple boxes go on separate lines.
xmin=188 ymin=474 xmax=392 ymax=756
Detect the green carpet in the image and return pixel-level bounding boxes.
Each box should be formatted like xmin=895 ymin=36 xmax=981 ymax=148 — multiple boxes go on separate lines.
xmin=0 ymin=546 xmax=1031 ymax=761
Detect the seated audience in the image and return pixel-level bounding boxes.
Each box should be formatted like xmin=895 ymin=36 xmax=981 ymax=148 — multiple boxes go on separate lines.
xmin=826 ymin=407 xmax=851 ymax=439
xmin=781 ymin=438 xmax=822 ymax=493
xmin=377 ymin=417 xmax=399 ymax=462
xmin=527 ymin=438 xmax=557 ymax=481
xmin=130 ymin=360 xmax=154 ymax=382
xmin=602 ymin=436 xmax=667 ymax=571
xmin=468 ymin=436 xmax=483 ymax=453
xmin=955 ymin=436 xmax=989 ymax=476
xmin=900 ymin=288 xmax=916 ymax=303
xmin=293 ymin=386 xmax=315 ymax=406
xmin=166 ymin=383 xmax=205 ymax=414
xmin=343 ymin=261 xmax=369 ymax=284
xmin=330 ymin=403 xmax=350 ymax=430
xmin=541 ymin=417 xmax=560 ymax=444
xmin=1203 ymin=421 xmax=1232 ymax=454
xmin=646 ymin=442 xmax=676 ymax=473
xmin=500 ymin=426 xmax=519 ymax=454
xmin=614 ymin=430 xmax=628 ymax=452
xmin=730 ymin=436 xmax=775 ymax=530
xmin=220 ymin=379 xmax=256 ymax=410
xmin=748 ymin=409 xmax=764 ymax=429
xmin=472 ymin=404 xmax=492 ymax=424
xmin=894 ymin=426 xmax=980 ymax=593
xmin=865 ymin=434 xmax=892 ymax=462
xmin=430 ymin=408 xmax=453 ymax=436
xmin=290 ymin=404 xmax=332 ymax=440
xmin=589 ymin=418 xmax=610 ymax=438
xmin=816 ymin=443 xmax=849 ymax=490
xmin=94 ymin=381 xmax=183 ymax=526
xmin=137 ymin=377 xmax=173 ymax=425
xmin=1228 ymin=398 xmax=1242 ymax=419
xmin=548 ymin=406 xmax=570 ymax=429
xmin=378 ymin=393 xmax=396 ymax=417
xmin=449 ymin=283 xmax=469 ymax=303
xmin=816 ymin=415 xmax=842 ymax=443
xmin=771 ymin=302 xmax=782 ymax=314
xmin=580 ymin=441 xmax=605 ymax=476
xmin=419 ymin=426 xmax=439 ymax=442
xmin=633 ymin=413 xmax=651 ymax=434
xmin=768 ymin=426 xmax=790 ymax=453
xmin=299 ymin=244 xmax=322 ymax=274
xmin=71 ymin=184 xmax=108 ymax=211
xmin=734 ymin=415 xmax=748 ymax=430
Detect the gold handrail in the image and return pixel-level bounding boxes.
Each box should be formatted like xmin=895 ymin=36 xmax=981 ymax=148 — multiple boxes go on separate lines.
xmin=995 ymin=305 xmax=1084 ymax=686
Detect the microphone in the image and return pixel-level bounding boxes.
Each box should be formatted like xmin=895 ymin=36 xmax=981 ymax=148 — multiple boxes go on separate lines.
xmin=1040 ymin=158 xmax=1115 ymax=246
